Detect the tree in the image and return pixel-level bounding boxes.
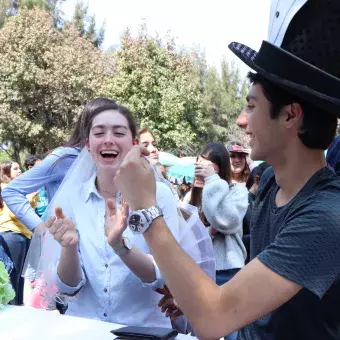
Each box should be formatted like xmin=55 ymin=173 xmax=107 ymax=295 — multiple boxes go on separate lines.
xmin=71 ymin=0 xmax=105 ymax=47
xmin=105 ymin=24 xmax=205 ymax=151
xmin=199 ymin=58 xmax=249 ymax=146
xmin=1 ymin=0 xmax=66 ymax=27
xmin=0 ymin=7 xmax=110 ymax=159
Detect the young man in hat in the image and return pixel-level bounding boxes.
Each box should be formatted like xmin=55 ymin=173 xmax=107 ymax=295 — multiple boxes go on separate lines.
xmin=115 ymin=40 xmax=340 ymax=340
xmin=113 ymin=4 xmax=340 ymax=340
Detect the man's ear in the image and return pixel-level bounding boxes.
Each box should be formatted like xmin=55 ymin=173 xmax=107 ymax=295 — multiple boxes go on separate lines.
xmin=254 ymin=175 xmax=260 ymax=185
xmin=133 ymin=138 xmax=139 ymax=145
xmin=284 ymin=103 xmax=303 ymax=128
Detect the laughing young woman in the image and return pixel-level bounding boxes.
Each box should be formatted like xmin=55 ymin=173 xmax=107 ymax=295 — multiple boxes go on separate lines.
xmin=34 ymin=100 xmax=180 ymax=327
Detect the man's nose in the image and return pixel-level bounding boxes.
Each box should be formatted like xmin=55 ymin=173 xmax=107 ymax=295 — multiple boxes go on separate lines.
xmin=236 ymin=109 xmax=248 ymax=129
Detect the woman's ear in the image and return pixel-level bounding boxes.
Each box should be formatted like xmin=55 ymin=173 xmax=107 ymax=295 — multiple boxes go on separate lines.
xmin=85 ymin=138 xmax=90 ymax=152
xmin=212 ymin=163 xmax=220 ymax=174
xmin=133 ymin=138 xmax=139 ymax=145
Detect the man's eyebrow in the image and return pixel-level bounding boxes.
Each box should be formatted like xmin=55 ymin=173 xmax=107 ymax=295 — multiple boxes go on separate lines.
xmin=246 ymin=95 xmax=257 ymax=102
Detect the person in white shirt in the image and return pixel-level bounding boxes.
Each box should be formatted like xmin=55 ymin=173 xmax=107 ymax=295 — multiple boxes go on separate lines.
xmin=39 ymin=100 xmax=180 ymax=327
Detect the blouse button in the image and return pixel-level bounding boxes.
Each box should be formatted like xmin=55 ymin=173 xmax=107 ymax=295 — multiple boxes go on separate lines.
xmin=104 ymin=312 xmax=107 ymax=317
xmin=104 ymin=288 xmax=108 ymax=293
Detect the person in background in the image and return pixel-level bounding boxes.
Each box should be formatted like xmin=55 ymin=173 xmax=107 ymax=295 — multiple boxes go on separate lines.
xmin=24 ymin=155 xmax=41 ymax=170
xmin=139 ymin=128 xmax=159 ymax=165
xmin=190 ymin=142 xmax=248 ymax=340
xmin=227 ymin=142 xmax=250 ymax=185
xmin=242 ymin=162 xmax=270 ymax=264
xmin=24 ymin=154 xmax=48 ymax=218
xmin=139 ymin=128 xmax=179 ymax=201
xmin=0 ymin=161 xmax=37 ymax=305
xmin=177 ymin=179 xmax=191 ymax=201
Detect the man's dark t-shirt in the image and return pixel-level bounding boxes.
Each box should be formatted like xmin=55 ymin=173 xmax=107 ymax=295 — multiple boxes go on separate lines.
xmin=239 ymin=166 xmax=340 ymax=340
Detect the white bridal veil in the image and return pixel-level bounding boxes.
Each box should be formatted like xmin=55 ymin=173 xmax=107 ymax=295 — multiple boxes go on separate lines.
xmin=24 ymin=148 xmax=215 ymax=309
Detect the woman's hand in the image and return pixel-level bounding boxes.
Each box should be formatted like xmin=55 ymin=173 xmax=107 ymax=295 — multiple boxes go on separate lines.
xmin=105 ymin=199 xmax=129 ymax=249
xmin=156 ymin=285 xmax=184 ymax=322
xmin=45 ymin=207 xmax=79 ymax=247
xmin=194 ymin=162 xmax=217 ymax=181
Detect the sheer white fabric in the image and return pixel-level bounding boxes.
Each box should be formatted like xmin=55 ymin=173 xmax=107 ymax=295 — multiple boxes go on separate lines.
xmin=24 ymin=148 xmax=215 ymax=311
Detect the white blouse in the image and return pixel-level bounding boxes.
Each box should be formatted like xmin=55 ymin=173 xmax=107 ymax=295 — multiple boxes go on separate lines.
xmin=55 ymin=172 xmax=179 ymax=327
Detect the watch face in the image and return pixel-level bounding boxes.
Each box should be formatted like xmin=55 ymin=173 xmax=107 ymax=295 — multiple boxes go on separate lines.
xmin=129 ymin=213 xmax=145 ymax=232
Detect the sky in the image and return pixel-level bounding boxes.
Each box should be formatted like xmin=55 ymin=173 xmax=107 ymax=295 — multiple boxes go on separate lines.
xmin=61 ymin=0 xmax=271 ymax=76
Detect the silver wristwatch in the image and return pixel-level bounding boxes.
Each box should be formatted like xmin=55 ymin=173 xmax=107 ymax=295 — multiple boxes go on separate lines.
xmin=112 ymin=237 xmax=132 ymax=256
xmin=127 ymin=205 xmax=163 ymax=234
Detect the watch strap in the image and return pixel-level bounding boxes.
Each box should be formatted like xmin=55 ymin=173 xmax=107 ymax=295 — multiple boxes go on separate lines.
xmin=112 ymin=237 xmax=131 ymax=256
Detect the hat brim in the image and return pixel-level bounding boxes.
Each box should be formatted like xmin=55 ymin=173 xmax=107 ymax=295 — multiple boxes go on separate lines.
xmin=228 ymin=42 xmax=340 ymax=118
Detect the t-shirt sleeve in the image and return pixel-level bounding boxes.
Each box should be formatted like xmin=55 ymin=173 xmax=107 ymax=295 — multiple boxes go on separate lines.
xmin=257 ymin=195 xmax=340 ymax=298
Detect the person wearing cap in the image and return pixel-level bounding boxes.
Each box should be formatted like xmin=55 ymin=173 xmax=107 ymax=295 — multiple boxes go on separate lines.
xmin=227 ymin=143 xmax=250 ymax=185
xmin=113 ymin=3 xmax=340 ymax=340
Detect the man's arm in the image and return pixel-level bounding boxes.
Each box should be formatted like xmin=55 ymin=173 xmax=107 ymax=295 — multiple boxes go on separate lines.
xmin=144 ymin=219 xmax=301 ymax=339
xmin=114 ymin=146 xmax=302 ymax=339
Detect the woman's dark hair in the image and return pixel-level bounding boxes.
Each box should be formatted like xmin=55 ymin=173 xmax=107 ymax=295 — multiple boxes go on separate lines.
xmin=24 ymin=154 xmax=40 ymax=170
xmin=190 ymin=142 xmax=232 ymax=226
xmin=67 ymin=97 xmax=138 ymax=148
xmin=228 ymin=141 xmax=250 ymax=183
xmin=247 ymin=72 xmax=337 ymax=150
xmin=246 ymin=162 xmax=270 ymax=190
xmin=0 ymin=161 xmax=13 ymax=184
xmin=0 ymin=161 xmax=13 ymax=209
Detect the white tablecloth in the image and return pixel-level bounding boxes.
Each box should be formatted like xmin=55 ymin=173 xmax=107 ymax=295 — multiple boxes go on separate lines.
xmin=0 ymin=306 xmax=195 ymax=340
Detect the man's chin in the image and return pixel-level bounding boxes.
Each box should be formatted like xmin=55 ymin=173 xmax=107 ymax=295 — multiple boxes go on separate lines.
xmin=250 ymin=150 xmax=262 ymax=162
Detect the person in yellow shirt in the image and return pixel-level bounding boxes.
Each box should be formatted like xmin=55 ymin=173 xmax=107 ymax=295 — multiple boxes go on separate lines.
xmin=0 ymin=161 xmax=37 ymax=305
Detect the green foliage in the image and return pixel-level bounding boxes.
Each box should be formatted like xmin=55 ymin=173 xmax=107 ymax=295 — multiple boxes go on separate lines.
xmin=0 ymin=9 xmax=248 ymax=157
xmin=0 ymin=7 xmax=110 ymax=158
xmin=105 ymin=24 xmax=205 ymax=151
xmin=71 ymin=0 xmax=105 ymax=47
xmin=198 ymin=58 xmax=249 ymax=146
xmin=0 ymin=261 xmax=16 ymax=308
xmin=0 ymin=0 xmax=65 ymax=27
xmin=0 ymin=148 xmax=10 ymax=163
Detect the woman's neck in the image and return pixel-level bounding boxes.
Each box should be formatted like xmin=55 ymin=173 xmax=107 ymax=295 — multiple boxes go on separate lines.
xmin=232 ymin=172 xmax=243 ymax=183
xmin=96 ymin=169 xmax=118 ymax=200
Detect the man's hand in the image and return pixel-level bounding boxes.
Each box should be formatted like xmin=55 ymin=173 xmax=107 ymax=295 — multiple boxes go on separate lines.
xmin=45 ymin=207 xmax=79 ymax=247
xmin=105 ymin=199 xmax=129 ymax=249
xmin=156 ymin=285 xmax=184 ymax=322
xmin=114 ymin=145 xmax=156 ymax=211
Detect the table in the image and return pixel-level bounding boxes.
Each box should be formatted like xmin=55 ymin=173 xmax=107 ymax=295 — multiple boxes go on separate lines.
xmin=0 ymin=306 xmax=196 ymax=340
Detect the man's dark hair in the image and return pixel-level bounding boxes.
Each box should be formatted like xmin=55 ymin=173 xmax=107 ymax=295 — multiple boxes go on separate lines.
xmin=247 ymin=72 xmax=337 ymax=150
xmin=246 ymin=162 xmax=270 ymax=190
xmin=24 ymin=154 xmax=40 ymax=170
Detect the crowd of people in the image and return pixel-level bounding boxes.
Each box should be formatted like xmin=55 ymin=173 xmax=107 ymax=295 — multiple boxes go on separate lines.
xmin=1 ymin=1 xmax=340 ymax=339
